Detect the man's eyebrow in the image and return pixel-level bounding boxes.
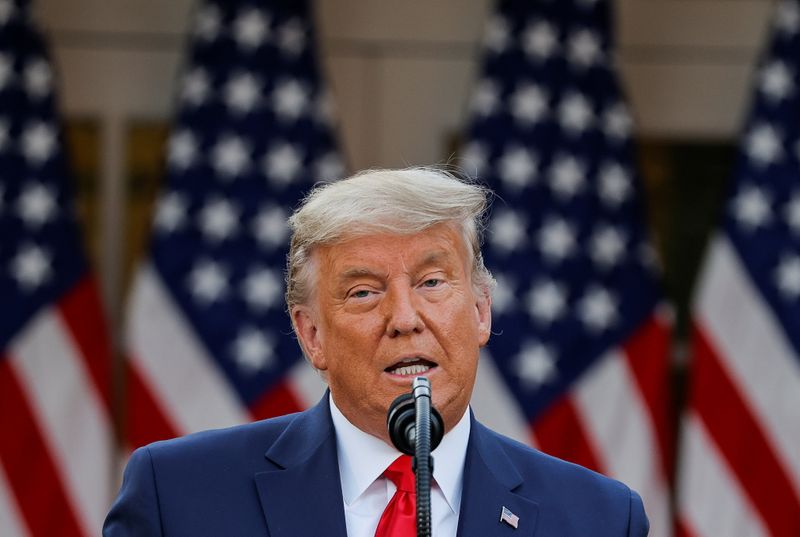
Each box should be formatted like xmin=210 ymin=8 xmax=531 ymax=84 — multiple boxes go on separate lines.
xmin=337 ymin=267 xmax=385 ymax=281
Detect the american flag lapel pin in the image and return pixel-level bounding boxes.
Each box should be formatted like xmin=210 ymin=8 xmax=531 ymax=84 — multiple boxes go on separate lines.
xmin=500 ymin=506 xmax=519 ymax=529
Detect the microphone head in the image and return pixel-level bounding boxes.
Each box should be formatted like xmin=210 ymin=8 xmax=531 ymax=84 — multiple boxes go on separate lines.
xmin=387 ymin=391 xmax=444 ymax=455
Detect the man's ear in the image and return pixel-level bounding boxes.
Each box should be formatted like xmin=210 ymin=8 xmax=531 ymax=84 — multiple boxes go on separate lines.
xmin=476 ymin=290 xmax=492 ymax=346
xmin=291 ymin=306 xmax=328 ymax=371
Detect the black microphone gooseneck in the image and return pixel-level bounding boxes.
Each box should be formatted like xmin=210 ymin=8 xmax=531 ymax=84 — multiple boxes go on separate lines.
xmin=386 ymin=377 xmax=443 ymax=537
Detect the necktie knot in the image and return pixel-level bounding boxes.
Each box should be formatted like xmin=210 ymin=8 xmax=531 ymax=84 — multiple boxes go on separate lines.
xmin=384 ymin=455 xmax=415 ymax=493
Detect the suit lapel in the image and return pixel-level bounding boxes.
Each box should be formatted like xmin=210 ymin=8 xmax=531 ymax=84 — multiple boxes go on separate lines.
xmin=457 ymin=418 xmax=539 ymax=537
xmin=254 ymin=396 xmax=348 ymax=537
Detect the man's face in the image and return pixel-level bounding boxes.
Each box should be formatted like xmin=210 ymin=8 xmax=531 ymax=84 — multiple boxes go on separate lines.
xmin=292 ymin=223 xmax=492 ymax=443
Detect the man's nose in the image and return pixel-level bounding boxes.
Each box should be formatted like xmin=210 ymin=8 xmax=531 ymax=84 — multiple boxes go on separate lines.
xmin=384 ymin=286 xmax=424 ymax=337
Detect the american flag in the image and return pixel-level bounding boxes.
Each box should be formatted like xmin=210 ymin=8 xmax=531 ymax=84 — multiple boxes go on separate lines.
xmin=0 ymin=1 xmax=114 ymax=536
xmin=124 ymin=0 xmax=337 ymax=449
xmin=460 ymin=1 xmax=673 ymax=535
xmin=677 ymin=1 xmax=800 ymax=535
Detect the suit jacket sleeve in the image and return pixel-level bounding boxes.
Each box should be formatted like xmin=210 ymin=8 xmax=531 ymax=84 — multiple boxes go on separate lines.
xmin=103 ymin=446 xmax=164 ymax=537
xmin=628 ymin=488 xmax=649 ymax=537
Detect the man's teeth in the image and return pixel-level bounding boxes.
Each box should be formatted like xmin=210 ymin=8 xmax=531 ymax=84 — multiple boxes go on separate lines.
xmin=392 ymin=364 xmax=431 ymax=376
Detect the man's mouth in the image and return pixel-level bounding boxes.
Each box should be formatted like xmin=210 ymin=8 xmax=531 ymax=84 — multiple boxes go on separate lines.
xmin=385 ymin=357 xmax=437 ymax=376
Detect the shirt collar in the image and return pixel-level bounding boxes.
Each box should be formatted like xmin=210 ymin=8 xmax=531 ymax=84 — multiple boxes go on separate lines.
xmin=329 ymin=394 xmax=471 ymax=514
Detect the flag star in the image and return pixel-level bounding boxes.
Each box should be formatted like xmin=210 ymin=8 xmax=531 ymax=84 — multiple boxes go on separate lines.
xmin=498 ymin=147 xmax=537 ymax=191
xmin=199 ymin=198 xmax=240 ymax=242
xmin=24 ymin=59 xmax=52 ymax=98
xmin=568 ymin=29 xmax=603 ymax=68
xmin=21 ymin=122 xmax=57 ymax=164
xmin=181 ymin=68 xmax=211 ymax=106
xmin=549 ymin=155 xmax=586 ymax=199
xmin=745 ymin=123 xmax=783 ymax=166
xmin=194 ymin=4 xmax=222 ymax=41
xmin=515 ymin=341 xmax=558 ymax=389
xmin=526 ymin=280 xmax=567 ymax=324
xmin=489 ymin=209 xmax=527 ymax=253
xmin=273 ymin=79 xmax=309 ymax=121
xmin=598 ymin=163 xmax=632 ymax=206
xmin=558 ymin=93 xmax=594 ymax=135
xmin=264 ymin=143 xmax=303 ymax=186
xmin=0 ymin=0 xmax=15 ymax=24
xmin=167 ymin=130 xmax=198 ymax=170
xmin=233 ymin=8 xmax=270 ymax=50
xmin=461 ymin=142 xmax=489 ymax=179
xmin=732 ymin=185 xmax=771 ymax=231
xmin=0 ymin=53 xmax=12 ymax=90
xmin=470 ymin=79 xmax=500 ymax=117
xmin=11 ymin=244 xmax=52 ymax=291
xmin=510 ymin=84 xmax=549 ymax=126
xmin=491 ymin=273 xmax=516 ymax=315
xmin=578 ymin=286 xmax=618 ymax=332
xmin=522 ymin=20 xmax=558 ymax=61
xmin=760 ymin=61 xmax=794 ymax=102
xmin=0 ymin=118 xmax=9 ymax=152
xmin=242 ymin=267 xmax=284 ymax=311
xmin=315 ymin=152 xmax=344 ymax=181
xmin=154 ymin=192 xmax=188 ymax=234
xmin=211 ymin=135 xmax=251 ymax=179
xmin=188 ymin=260 xmax=229 ymax=304
xmin=775 ymin=255 xmax=800 ymax=299
xmin=484 ymin=15 xmax=511 ymax=54
xmin=538 ymin=217 xmax=577 ymax=262
xmin=775 ymin=1 xmax=800 ymax=35
xmin=252 ymin=204 xmax=289 ymax=249
xmin=603 ymin=103 xmax=632 ymax=141
xmin=278 ymin=19 xmax=306 ymax=56
xmin=590 ymin=226 xmax=626 ymax=269
xmin=784 ymin=193 xmax=800 ymax=234
xmin=224 ymin=72 xmax=262 ymax=114
xmin=16 ymin=183 xmax=57 ymax=227
xmin=231 ymin=328 xmax=275 ymax=374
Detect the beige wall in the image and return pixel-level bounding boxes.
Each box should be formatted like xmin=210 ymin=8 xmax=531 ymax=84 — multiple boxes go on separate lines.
xmin=34 ymin=0 xmax=774 ymax=317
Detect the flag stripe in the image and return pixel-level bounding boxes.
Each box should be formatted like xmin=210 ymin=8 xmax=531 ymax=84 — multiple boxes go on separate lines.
xmin=128 ymin=265 xmax=249 ymax=435
xmin=125 ymin=361 xmax=181 ymax=448
xmin=692 ymin=326 xmax=800 ymax=536
xmin=621 ymin=314 xmax=673 ymax=477
xmin=572 ymin=347 xmax=672 ymax=537
xmin=57 ymin=276 xmax=112 ymax=408
xmin=248 ymin=380 xmax=304 ymax=421
xmin=0 ymin=462 xmax=30 ymax=537
xmin=10 ymin=309 xmax=113 ymax=535
xmin=533 ymin=397 xmax=603 ymax=473
xmin=697 ymin=237 xmax=800 ymax=492
xmin=677 ymin=412 xmax=769 ymax=537
xmin=286 ymin=359 xmax=330 ymax=410
xmin=0 ymin=357 xmax=84 ymax=537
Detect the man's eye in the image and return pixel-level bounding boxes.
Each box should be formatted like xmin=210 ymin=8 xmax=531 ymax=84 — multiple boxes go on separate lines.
xmin=351 ymin=289 xmax=371 ymax=298
xmin=422 ymin=279 xmax=441 ymax=288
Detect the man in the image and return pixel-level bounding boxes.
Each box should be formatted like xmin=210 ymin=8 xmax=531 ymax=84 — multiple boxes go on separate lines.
xmin=104 ymin=168 xmax=649 ymax=536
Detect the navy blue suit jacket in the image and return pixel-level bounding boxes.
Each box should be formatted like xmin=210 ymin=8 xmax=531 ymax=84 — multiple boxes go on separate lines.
xmin=104 ymin=396 xmax=648 ymax=536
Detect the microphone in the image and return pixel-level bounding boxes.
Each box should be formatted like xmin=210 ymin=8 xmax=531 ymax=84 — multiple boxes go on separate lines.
xmin=386 ymin=377 xmax=443 ymax=537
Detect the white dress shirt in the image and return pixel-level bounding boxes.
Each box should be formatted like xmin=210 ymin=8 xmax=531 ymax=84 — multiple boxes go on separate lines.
xmin=329 ymin=395 xmax=470 ymax=537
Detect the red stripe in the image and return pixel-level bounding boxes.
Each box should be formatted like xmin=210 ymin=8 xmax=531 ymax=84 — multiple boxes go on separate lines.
xmin=125 ymin=360 xmax=180 ymax=449
xmin=57 ymin=275 xmax=112 ymax=409
xmin=691 ymin=326 xmax=800 ymax=536
xmin=248 ymin=379 xmax=304 ymax=421
xmin=533 ymin=395 xmax=603 ymax=473
xmin=621 ymin=314 xmax=674 ymax=479
xmin=675 ymin=518 xmax=697 ymax=537
xmin=0 ymin=356 xmax=84 ymax=537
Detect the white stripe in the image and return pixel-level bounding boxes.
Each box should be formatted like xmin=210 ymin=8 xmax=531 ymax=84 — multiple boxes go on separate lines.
xmin=572 ymin=350 xmax=671 ymax=537
xmin=0 ymin=462 xmax=30 ymax=537
xmin=127 ymin=264 xmax=249 ymax=433
xmin=678 ymin=412 xmax=769 ymax=537
xmin=470 ymin=349 xmax=534 ymax=447
xmin=287 ymin=358 xmax=328 ymax=408
xmin=10 ymin=307 xmax=113 ymax=536
xmin=698 ymin=237 xmax=800 ymax=496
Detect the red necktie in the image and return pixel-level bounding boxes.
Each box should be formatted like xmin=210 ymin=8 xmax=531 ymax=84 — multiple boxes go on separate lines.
xmin=374 ymin=455 xmax=416 ymax=537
